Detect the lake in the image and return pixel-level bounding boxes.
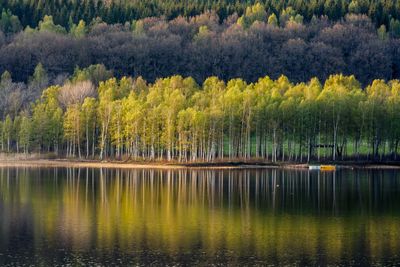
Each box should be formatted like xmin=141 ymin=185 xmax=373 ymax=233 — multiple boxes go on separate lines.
xmin=0 ymin=167 xmax=399 ymax=266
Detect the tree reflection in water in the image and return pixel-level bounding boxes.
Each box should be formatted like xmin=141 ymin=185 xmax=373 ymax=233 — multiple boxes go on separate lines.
xmin=0 ymin=167 xmax=399 ymax=265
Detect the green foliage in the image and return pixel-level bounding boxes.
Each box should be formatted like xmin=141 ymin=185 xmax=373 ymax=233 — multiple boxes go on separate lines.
xmin=293 ymin=14 xmax=304 ymax=24
xmin=2 ymin=73 xmax=400 ymax=161
xmin=31 ymin=86 xmax=63 ymax=152
xmin=280 ymin=7 xmax=297 ymax=26
xmin=29 ymin=63 xmax=49 ymax=89
xmin=63 ymin=103 xmax=82 ymax=157
xmin=1 ymin=0 xmax=400 ymax=31
xmin=0 ymin=9 xmax=22 ymax=33
xmin=18 ymin=114 xmax=31 ymax=153
xmin=390 ymin=18 xmax=400 ymax=37
xmin=131 ymin=20 xmax=145 ymax=36
xmin=69 ymin=20 xmax=87 ymax=38
xmin=349 ymin=0 xmax=361 ymax=14
xmin=267 ymin=14 xmax=278 ymax=27
xmin=377 ymin=24 xmax=388 ymax=40
xmin=2 ymin=115 xmax=12 ymax=151
xmin=71 ymin=64 xmax=113 ymax=85
xmin=1 ymin=71 xmax=12 ymax=84
xmin=81 ymin=97 xmax=97 ymax=157
xmin=38 ymin=15 xmax=66 ymax=34
xmin=238 ymin=3 xmax=267 ymax=28
xmin=196 ymin=25 xmax=210 ymax=39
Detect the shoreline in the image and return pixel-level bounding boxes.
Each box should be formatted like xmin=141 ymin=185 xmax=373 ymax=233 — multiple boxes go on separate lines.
xmin=0 ymin=158 xmax=400 ymax=170
xmin=0 ymin=159 xmax=281 ymax=170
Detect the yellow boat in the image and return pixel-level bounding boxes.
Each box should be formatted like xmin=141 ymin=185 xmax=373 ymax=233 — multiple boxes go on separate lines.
xmin=320 ymin=165 xmax=336 ymax=171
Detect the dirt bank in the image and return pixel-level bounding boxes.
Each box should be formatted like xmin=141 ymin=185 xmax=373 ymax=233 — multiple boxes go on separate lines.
xmin=0 ymin=159 xmax=281 ymax=170
xmin=0 ymin=155 xmax=399 ymax=170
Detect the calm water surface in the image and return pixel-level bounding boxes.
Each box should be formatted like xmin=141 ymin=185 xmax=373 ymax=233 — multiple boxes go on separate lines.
xmin=0 ymin=167 xmax=399 ymax=266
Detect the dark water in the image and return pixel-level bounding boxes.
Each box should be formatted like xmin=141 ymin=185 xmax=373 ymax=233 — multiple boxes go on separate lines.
xmin=0 ymin=167 xmax=400 ymax=266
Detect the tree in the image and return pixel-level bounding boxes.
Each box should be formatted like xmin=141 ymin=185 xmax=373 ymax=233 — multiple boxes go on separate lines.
xmin=81 ymin=97 xmax=97 ymax=158
xmin=63 ymin=103 xmax=82 ymax=157
xmin=364 ymin=79 xmax=391 ymax=159
xmin=58 ymin=80 xmax=95 ymax=108
xmin=0 ymin=9 xmax=22 ymax=33
xmin=31 ymin=86 xmax=63 ymax=152
xmin=18 ymin=114 xmax=31 ymax=153
xmin=390 ymin=18 xmax=400 ymax=37
xmin=387 ymin=81 xmax=400 ymax=158
xmin=38 ymin=15 xmax=67 ymax=34
xmin=2 ymin=115 xmax=12 ymax=152
xmin=28 ymin=63 xmax=49 ymax=102
xmin=121 ymin=92 xmax=143 ymax=159
xmin=71 ymin=64 xmax=113 ymax=85
xmin=70 ymin=20 xmax=86 ymax=38
xmin=0 ymin=71 xmax=26 ymax=119
xmin=110 ymin=99 xmax=123 ymax=158
xmin=267 ymin=14 xmax=278 ymax=27
xmin=377 ymin=24 xmax=388 ymax=40
xmin=12 ymin=115 xmax=21 ymax=152
xmin=349 ymin=0 xmax=361 ymax=14
xmin=97 ymin=78 xmax=117 ymax=159
xmin=237 ymin=3 xmax=267 ymax=28
xmin=318 ymin=75 xmax=361 ymax=160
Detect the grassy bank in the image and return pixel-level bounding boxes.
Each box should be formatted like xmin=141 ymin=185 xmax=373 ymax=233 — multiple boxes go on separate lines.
xmin=0 ymin=153 xmax=400 ymax=170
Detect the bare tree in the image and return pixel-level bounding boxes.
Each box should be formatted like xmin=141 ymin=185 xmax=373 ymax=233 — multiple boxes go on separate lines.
xmin=0 ymin=71 xmax=27 ymax=118
xmin=58 ymin=80 xmax=95 ymax=108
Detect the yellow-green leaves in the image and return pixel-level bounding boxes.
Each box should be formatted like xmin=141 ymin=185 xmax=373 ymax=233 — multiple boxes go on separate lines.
xmin=3 ymin=73 xmax=400 ymax=161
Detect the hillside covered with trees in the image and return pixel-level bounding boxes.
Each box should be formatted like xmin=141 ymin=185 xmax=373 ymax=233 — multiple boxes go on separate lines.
xmin=2 ymin=0 xmax=400 ymax=29
xmin=0 ymin=2 xmax=399 ymax=162
xmin=0 ymin=11 xmax=399 ymax=86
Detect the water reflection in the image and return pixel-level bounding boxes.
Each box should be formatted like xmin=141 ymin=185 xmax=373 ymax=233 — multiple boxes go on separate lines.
xmin=0 ymin=168 xmax=399 ymax=265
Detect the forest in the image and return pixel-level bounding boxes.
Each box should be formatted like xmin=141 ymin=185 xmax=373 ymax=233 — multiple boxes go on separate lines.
xmin=0 ymin=3 xmax=399 ymax=162
xmin=1 ymin=70 xmax=399 ymax=162
xmin=0 ymin=9 xmax=400 ymax=87
xmin=2 ymin=0 xmax=400 ymax=28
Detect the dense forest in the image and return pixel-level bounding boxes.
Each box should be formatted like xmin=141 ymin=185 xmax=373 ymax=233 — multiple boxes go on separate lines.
xmin=0 ymin=2 xmax=399 ymax=162
xmin=2 ymin=0 xmax=400 ymax=28
xmin=0 ymin=10 xmax=399 ymax=87
xmin=1 ymin=70 xmax=399 ymax=162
